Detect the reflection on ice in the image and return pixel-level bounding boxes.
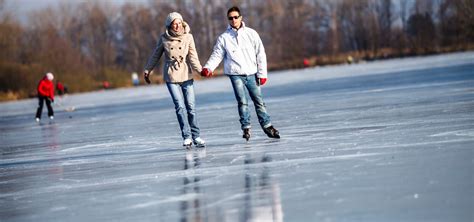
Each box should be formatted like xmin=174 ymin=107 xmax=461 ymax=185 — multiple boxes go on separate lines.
xmin=181 ymin=148 xmax=206 ymax=222
xmin=242 ymin=153 xmax=283 ymax=222
xmin=179 ymin=149 xmax=283 ymax=222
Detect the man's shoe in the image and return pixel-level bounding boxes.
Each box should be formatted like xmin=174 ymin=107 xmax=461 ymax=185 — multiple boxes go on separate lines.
xmin=193 ymin=137 xmax=206 ymax=147
xmin=263 ymin=126 xmax=280 ymax=139
xmin=242 ymin=128 xmax=251 ymax=141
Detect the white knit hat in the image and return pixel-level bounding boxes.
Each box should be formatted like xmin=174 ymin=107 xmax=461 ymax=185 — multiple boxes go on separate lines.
xmin=46 ymin=72 xmax=54 ymax=81
xmin=165 ymin=12 xmax=183 ymax=27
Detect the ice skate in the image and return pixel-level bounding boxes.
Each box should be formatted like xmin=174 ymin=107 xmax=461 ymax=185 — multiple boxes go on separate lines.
xmin=193 ymin=137 xmax=206 ymax=148
xmin=144 ymin=75 xmax=151 ymax=84
xmin=242 ymin=128 xmax=251 ymax=141
xmin=183 ymin=138 xmax=192 ymax=149
xmin=35 ymin=118 xmax=40 ymax=122
xmin=263 ymin=126 xmax=280 ymax=139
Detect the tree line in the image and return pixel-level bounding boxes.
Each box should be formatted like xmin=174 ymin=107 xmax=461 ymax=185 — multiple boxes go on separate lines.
xmin=1 ymin=0 xmax=472 ymax=101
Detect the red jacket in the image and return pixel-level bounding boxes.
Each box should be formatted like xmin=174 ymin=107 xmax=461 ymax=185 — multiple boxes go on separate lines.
xmin=56 ymin=82 xmax=64 ymax=91
xmin=37 ymin=77 xmax=54 ymax=99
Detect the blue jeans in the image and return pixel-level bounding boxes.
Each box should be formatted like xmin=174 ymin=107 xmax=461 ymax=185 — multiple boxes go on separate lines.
xmin=229 ymin=75 xmax=272 ymax=130
xmin=166 ymin=80 xmax=200 ymax=140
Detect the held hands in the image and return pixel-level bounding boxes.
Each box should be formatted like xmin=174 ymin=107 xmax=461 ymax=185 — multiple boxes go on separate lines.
xmin=143 ymin=70 xmax=151 ymax=84
xmin=201 ymin=68 xmax=213 ymax=77
xmin=257 ymin=77 xmax=267 ymax=86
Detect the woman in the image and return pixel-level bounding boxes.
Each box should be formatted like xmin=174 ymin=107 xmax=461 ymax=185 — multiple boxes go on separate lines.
xmin=143 ymin=12 xmax=205 ymax=147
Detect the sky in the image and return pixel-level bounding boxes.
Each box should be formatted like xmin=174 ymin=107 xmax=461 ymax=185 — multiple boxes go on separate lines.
xmin=3 ymin=0 xmax=148 ymax=24
xmin=4 ymin=0 xmax=148 ymax=15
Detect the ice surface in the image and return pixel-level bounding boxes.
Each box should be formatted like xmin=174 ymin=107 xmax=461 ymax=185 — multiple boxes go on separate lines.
xmin=1 ymin=52 xmax=473 ymax=221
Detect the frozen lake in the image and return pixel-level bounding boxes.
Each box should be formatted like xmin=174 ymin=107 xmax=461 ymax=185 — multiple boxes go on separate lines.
xmin=1 ymin=52 xmax=473 ymax=221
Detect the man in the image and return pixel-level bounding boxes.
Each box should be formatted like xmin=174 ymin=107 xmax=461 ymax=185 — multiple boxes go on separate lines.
xmin=201 ymin=6 xmax=280 ymax=141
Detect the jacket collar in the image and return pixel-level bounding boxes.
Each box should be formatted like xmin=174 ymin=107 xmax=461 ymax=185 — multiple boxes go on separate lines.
xmin=227 ymin=21 xmax=246 ymax=33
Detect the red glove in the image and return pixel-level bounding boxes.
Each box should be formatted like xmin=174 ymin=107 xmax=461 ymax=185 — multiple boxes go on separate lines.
xmin=258 ymin=77 xmax=267 ymax=86
xmin=201 ymin=68 xmax=213 ymax=77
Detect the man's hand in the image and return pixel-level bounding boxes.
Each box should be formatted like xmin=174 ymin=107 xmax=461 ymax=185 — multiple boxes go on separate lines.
xmin=201 ymin=68 xmax=213 ymax=77
xmin=258 ymin=77 xmax=267 ymax=86
xmin=143 ymin=70 xmax=151 ymax=84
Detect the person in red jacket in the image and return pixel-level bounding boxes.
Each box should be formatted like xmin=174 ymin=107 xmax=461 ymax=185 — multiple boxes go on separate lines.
xmin=56 ymin=81 xmax=65 ymax=96
xmin=35 ymin=72 xmax=55 ymax=122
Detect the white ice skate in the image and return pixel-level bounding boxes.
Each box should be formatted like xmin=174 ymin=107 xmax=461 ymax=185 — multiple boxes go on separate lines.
xmin=183 ymin=138 xmax=193 ymax=148
xmin=193 ymin=137 xmax=206 ymax=148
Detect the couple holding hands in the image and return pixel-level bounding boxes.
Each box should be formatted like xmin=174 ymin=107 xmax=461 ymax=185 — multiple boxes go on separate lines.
xmin=143 ymin=6 xmax=280 ymax=147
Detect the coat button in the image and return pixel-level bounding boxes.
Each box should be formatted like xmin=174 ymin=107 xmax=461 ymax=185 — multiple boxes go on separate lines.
xmin=179 ymin=47 xmax=182 ymax=50
xmin=171 ymin=47 xmax=173 ymax=50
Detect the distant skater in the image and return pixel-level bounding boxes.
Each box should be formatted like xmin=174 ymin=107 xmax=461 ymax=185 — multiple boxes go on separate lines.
xmin=201 ymin=6 xmax=280 ymax=141
xmin=35 ymin=72 xmax=55 ymax=122
xmin=56 ymin=81 xmax=66 ymax=96
xmin=143 ymin=12 xmax=206 ymax=148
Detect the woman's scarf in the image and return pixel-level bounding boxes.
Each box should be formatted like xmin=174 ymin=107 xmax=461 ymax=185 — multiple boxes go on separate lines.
xmin=165 ymin=22 xmax=189 ymax=40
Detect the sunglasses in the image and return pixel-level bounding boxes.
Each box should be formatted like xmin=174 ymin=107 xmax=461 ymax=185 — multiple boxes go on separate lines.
xmin=228 ymin=15 xmax=241 ymax=20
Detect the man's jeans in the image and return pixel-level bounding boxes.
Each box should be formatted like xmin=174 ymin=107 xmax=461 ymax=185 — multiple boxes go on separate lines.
xmin=229 ymin=75 xmax=272 ymax=130
xmin=166 ymin=80 xmax=200 ymax=140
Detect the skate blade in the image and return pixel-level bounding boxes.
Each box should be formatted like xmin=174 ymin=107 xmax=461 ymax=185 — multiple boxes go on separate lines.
xmin=266 ymin=132 xmax=280 ymax=139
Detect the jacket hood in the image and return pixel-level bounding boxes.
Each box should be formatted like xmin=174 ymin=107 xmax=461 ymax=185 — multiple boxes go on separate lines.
xmin=165 ymin=12 xmax=183 ymax=28
xmin=164 ymin=21 xmax=191 ymax=40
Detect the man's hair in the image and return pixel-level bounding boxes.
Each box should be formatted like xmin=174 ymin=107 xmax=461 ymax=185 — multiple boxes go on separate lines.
xmin=227 ymin=6 xmax=241 ymax=16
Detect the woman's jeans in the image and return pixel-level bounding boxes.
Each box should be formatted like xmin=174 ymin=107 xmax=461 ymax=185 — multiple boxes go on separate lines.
xmin=166 ymin=79 xmax=200 ymax=140
xmin=229 ymin=75 xmax=272 ymax=130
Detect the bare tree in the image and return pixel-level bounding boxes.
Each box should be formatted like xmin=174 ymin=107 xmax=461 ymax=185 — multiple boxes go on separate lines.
xmin=375 ymin=0 xmax=395 ymax=48
xmin=80 ymin=2 xmax=117 ymax=69
xmin=453 ymin=0 xmax=474 ymax=43
xmin=339 ymin=0 xmax=374 ymax=53
xmin=0 ymin=14 xmax=22 ymax=63
xmin=118 ymin=4 xmax=156 ymax=72
xmin=407 ymin=11 xmax=436 ymax=53
xmin=0 ymin=0 xmax=11 ymax=22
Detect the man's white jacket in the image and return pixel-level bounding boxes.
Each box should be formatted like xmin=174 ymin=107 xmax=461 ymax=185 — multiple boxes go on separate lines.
xmin=204 ymin=22 xmax=267 ymax=78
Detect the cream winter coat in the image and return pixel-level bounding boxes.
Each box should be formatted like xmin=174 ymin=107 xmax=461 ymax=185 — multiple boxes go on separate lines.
xmin=145 ymin=22 xmax=202 ymax=83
